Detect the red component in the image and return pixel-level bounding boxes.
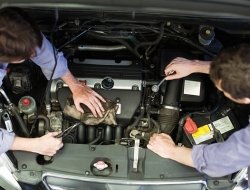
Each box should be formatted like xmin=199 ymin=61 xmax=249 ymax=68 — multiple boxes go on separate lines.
xmin=184 ymin=117 xmax=198 ymax=134
xmin=22 ymin=98 xmax=31 ymax=106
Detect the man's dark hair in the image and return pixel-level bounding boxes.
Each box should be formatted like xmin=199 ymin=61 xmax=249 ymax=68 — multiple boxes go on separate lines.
xmin=210 ymin=44 xmax=250 ymax=99
xmin=0 ymin=7 xmax=42 ymax=62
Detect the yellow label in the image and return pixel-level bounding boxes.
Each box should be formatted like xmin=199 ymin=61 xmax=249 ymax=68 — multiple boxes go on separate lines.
xmin=192 ymin=125 xmax=211 ymax=138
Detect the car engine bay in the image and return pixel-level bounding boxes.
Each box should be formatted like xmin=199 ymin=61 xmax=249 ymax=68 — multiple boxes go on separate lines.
xmin=0 ymin=7 xmax=250 ymax=190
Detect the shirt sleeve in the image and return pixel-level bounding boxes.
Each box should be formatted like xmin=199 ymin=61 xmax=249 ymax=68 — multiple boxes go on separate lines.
xmin=31 ymin=34 xmax=69 ymax=80
xmin=192 ymin=123 xmax=250 ymax=177
xmin=0 ymin=63 xmax=9 ymax=86
xmin=0 ymin=128 xmax=15 ymax=154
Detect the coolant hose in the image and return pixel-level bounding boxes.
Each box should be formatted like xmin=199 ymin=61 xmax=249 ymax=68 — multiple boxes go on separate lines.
xmin=10 ymin=105 xmax=30 ymax=137
xmin=30 ymin=114 xmax=53 ymax=132
xmin=158 ymin=79 xmax=181 ymax=134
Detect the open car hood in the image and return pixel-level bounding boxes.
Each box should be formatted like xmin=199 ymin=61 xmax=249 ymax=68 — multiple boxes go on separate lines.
xmin=0 ymin=1 xmax=250 ymax=190
xmin=2 ymin=0 xmax=250 ymax=19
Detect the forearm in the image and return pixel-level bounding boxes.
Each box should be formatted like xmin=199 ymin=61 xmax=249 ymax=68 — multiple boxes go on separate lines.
xmin=61 ymin=71 xmax=80 ymax=92
xmin=148 ymin=133 xmax=195 ymax=168
xmin=10 ymin=136 xmax=39 ymax=153
xmin=170 ymin=146 xmax=194 ymax=168
xmin=192 ymin=60 xmax=211 ymax=74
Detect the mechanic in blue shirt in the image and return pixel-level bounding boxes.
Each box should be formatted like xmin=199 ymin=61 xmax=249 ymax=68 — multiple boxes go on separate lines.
xmin=148 ymin=45 xmax=250 ymax=178
xmin=0 ymin=7 xmax=105 ymax=156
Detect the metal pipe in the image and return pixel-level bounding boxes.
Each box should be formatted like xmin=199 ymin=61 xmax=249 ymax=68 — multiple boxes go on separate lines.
xmin=77 ymin=45 xmax=127 ymax=52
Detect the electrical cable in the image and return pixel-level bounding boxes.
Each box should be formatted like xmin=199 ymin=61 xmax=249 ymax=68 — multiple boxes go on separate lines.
xmin=30 ymin=8 xmax=59 ymax=136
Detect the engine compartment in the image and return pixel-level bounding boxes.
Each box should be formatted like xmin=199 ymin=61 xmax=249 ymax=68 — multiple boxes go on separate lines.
xmin=1 ymin=8 xmax=250 ymax=189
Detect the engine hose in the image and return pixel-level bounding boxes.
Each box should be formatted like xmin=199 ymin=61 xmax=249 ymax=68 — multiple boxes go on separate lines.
xmin=30 ymin=115 xmax=53 ymax=132
xmin=158 ymin=79 xmax=181 ymax=134
xmin=175 ymin=114 xmax=190 ymax=143
xmin=158 ymin=108 xmax=179 ymax=134
xmin=150 ymin=118 xmax=160 ymax=133
xmin=10 ymin=105 xmax=30 ymax=137
xmin=134 ymin=22 xmax=165 ymax=57
xmin=37 ymin=115 xmax=53 ymax=132
xmin=89 ymin=132 xmax=102 ymax=145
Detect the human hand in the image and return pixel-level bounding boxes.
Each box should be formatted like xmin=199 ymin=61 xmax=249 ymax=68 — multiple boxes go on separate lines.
xmin=164 ymin=57 xmax=198 ymax=80
xmin=147 ymin=133 xmax=176 ymax=159
xmin=34 ymin=132 xmax=63 ymax=156
xmin=72 ymin=83 xmax=106 ymax=117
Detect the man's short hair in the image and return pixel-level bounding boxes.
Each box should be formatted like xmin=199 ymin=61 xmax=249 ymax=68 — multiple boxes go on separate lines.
xmin=0 ymin=7 xmax=42 ymax=63
xmin=210 ymin=44 xmax=250 ymax=99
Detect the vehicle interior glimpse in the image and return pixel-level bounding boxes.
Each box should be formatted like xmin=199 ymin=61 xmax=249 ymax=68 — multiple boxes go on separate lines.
xmin=0 ymin=2 xmax=250 ymax=190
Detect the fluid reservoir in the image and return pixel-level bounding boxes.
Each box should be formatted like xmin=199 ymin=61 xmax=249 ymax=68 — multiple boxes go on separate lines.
xmin=18 ymin=96 xmax=37 ymax=115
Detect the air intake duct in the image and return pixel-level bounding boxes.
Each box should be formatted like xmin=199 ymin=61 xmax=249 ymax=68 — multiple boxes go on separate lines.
xmin=158 ymin=79 xmax=181 ymax=134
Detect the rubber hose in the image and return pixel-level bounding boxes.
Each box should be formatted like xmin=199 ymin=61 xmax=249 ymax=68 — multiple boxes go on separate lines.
xmin=89 ymin=132 xmax=102 ymax=145
xmin=37 ymin=115 xmax=53 ymax=132
xmin=10 ymin=106 xmax=30 ymax=137
xmin=158 ymin=108 xmax=179 ymax=134
xmin=158 ymin=80 xmax=181 ymax=134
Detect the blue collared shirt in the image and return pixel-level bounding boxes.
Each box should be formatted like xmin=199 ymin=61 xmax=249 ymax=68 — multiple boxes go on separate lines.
xmin=0 ymin=35 xmax=69 ymax=154
xmin=192 ymin=122 xmax=250 ymax=177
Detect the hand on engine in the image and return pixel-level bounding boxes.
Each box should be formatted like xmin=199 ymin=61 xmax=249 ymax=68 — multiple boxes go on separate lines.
xmin=72 ymin=83 xmax=106 ymax=117
xmin=164 ymin=57 xmax=197 ymax=80
xmin=147 ymin=133 xmax=176 ymax=159
xmin=164 ymin=57 xmax=211 ymax=80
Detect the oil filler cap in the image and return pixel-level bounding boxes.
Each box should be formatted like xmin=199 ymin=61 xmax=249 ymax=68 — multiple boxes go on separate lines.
xmin=184 ymin=117 xmax=198 ymax=134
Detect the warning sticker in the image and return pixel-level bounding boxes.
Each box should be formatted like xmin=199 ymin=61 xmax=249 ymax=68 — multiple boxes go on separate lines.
xmin=192 ymin=125 xmax=213 ymax=144
xmin=192 ymin=116 xmax=234 ymax=144
xmin=209 ymin=116 xmax=234 ymax=134
xmin=184 ymin=80 xmax=201 ymax=96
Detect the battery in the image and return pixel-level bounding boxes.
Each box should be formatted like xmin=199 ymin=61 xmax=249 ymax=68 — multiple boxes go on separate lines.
xmin=184 ymin=105 xmax=240 ymax=145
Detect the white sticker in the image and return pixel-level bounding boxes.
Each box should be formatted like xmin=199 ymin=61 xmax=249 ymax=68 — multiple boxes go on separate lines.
xmin=116 ymin=103 xmax=121 ymax=114
xmin=5 ymin=120 xmax=13 ymax=132
xmin=209 ymin=116 xmax=234 ymax=134
xmin=184 ymin=80 xmax=201 ymax=96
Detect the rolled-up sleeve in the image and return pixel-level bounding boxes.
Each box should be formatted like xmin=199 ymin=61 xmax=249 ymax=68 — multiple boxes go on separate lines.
xmin=31 ymin=34 xmax=69 ymax=80
xmin=0 ymin=129 xmax=15 ymax=154
xmin=192 ymin=123 xmax=250 ymax=177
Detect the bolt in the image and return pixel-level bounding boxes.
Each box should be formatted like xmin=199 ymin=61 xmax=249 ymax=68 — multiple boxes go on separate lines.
xmin=30 ymin=171 xmax=35 ymax=176
xmin=21 ymin=164 xmax=27 ymax=169
xmin=85 ymin=171 xmax=90 ymax=176
xmin=160 ymin=174 xmax=165 ymax=179
xmin=90 ymin=147 xmax=96 ymax=151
